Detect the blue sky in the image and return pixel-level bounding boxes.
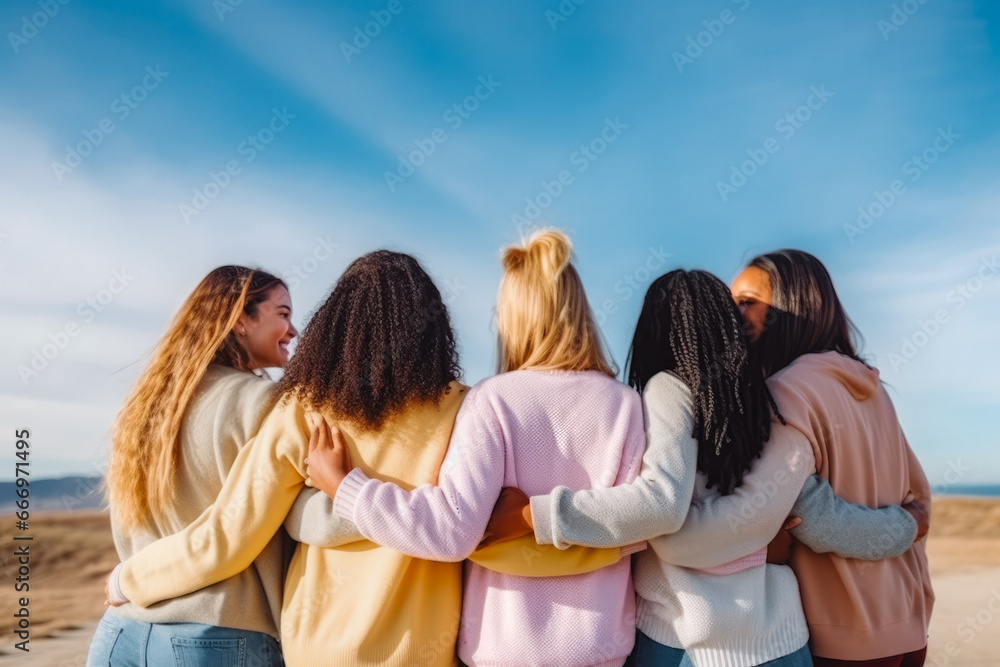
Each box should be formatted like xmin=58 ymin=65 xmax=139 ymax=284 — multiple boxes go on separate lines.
xmin=1 ymin=0 xmax=998 ymax=486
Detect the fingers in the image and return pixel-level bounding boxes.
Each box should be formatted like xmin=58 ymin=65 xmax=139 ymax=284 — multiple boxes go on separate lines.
xmin=308 ymin=417 xmax=336 ymax=454
xmin=783 ymin=516 xmax=802 ymax=530
xmin=330 ymin=425 xmax=346 ymax=452
xmin=330 ymin=426 xmax=352 ymax=470
xmin=308 ymin=426 xmax=324 ymax=456
xmin=304 ymin=412 xmax=322 ymax=431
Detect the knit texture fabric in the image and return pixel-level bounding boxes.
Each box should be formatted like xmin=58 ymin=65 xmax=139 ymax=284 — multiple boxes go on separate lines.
xmin=335 ymin=369 xmax=646 ymax=667
xmin=769 ymin=352 xmax=933 ymax=661
xmin=529 ymin=371 xmax=917 ymax=667
xmin=109 ymin=364 xmax=286 ymax=639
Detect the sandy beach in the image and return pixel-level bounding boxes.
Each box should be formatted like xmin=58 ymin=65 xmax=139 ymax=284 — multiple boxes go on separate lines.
xmin=2 ymin=497 xmax=998 ymax=666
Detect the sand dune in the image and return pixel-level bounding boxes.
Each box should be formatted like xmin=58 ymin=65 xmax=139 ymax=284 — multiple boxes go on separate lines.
xmin=3 ymin=498 xmax=998 ymax=666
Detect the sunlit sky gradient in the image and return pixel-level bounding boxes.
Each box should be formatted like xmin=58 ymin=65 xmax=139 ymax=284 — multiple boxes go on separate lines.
xmin=2 ymin=0 xmax=998 ymax=485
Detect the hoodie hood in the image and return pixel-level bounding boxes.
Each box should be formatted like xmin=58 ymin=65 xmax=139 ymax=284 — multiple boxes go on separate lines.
xmin=782 ymin=351 xmax=880 ymax=400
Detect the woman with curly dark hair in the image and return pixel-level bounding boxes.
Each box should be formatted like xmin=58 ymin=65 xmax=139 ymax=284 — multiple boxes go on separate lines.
xmin=303 ymin=229 xmax=648 ymax=667
xmin=104 ymin=250 xmax=620 ymax=666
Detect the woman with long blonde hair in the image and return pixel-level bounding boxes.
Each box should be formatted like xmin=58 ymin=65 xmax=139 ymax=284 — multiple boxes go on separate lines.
xmin=305 ymin=229 xmax=648 ymax=667
xmin=89 ymin=265 xmax=296 ymax=667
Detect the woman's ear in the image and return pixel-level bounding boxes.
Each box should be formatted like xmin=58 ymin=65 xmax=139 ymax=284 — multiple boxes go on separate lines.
xmin=234 ymin=311 xmax=251 ymax=338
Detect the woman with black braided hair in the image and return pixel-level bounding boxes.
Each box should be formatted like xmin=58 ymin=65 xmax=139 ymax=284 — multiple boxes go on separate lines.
xmin=481 ymin=269 xmax=926 ymax=667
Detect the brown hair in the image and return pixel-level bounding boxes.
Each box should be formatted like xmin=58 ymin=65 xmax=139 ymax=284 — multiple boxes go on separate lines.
xmin=495 ymin=229 xmax=615 ymax=376
xmin=106 ymin=266 xmax=285 ymax=533
xmin=747 ymin=249 xmax=866 ymax=376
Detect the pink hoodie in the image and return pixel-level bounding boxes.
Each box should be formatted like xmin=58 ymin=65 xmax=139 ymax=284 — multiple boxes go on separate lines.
xmin=768 ymin=351 xmax=934 ymax=661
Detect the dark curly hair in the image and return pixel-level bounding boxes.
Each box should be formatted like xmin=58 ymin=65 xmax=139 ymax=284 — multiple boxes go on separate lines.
xmin=625 ymin=269 xmax=782 ymax=495
xmin=278 ymin=250 xmax=462 ymax=431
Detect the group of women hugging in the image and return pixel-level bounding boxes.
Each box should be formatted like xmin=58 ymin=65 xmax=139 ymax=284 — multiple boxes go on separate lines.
xmin=89 ymin=229 xmax=933 ymax=667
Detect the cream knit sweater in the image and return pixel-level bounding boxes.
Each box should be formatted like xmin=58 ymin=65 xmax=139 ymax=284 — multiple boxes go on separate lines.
xmin=107 ymin=364 xmax=286 ymax=638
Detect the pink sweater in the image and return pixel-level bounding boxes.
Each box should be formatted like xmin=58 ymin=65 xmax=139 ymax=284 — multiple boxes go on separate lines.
xmin=768 ymin=352 xmax=933 ymax=660
xmin=334 ymin=370 xmax=646 ymax=667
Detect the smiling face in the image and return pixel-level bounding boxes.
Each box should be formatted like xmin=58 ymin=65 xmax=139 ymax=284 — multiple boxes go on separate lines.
xmin=730 ymin=266 xmax=773 ymax=341
xmin=235 ymin=285 xmax=297 ymax=369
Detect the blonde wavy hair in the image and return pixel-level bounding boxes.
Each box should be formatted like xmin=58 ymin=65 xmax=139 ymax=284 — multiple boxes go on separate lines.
xmin=105 ymin=266 xmax=285 ymax=533
xmin=496 ymin=229 xmax=614 ymax=376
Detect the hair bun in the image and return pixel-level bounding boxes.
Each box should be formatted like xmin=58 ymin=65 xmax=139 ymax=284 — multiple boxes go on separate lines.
xmin=501 ymin=228 xmax=573 ymax=280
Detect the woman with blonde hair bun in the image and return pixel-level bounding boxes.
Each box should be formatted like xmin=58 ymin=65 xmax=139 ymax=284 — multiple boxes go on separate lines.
xmin=306 ymin=229 xmax=647 ymax=667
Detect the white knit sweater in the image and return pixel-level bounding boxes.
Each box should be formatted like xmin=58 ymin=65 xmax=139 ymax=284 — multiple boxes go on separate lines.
xmin=530 ymin=372 xmax=916 ymax=667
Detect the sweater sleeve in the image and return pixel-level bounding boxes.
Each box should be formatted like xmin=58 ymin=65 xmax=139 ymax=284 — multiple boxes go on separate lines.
xmin=468 ymin=537 xmax=629 ymax=577
xmin=119 ymin=401 xmax=308 ymax=607
xmin=332 ymin=385 xmax=506 ymax=562
xmin=283 ymin=487 xmax=365 ymax=548
xmin=529 ymin=372 xmax=697 ymax=549
xmin=654 ymin=423 xmax=816 ymax=568
xmin=790 ymin=475 xmax=917 ymax=560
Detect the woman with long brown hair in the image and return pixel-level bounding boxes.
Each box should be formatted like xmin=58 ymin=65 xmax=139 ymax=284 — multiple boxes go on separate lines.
xmin=731 ymin=249 xmax=933 ymax=666
xmin=88 ymin=265 xmax=296 ymax=667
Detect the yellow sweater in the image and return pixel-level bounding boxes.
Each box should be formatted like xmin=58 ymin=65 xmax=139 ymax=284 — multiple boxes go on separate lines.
xmin=120 ymin=383 xmax=621 ymax=666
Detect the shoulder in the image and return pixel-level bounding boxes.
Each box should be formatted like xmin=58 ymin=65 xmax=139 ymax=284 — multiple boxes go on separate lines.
xmin=211 ymin=367 xmax=284 ymax=439
xmin=639 ymin=372 xmax=695 ymax=429
xmin=643 ymin=371 xmax=692 ymax=403
xmin=189 ymin=365 xmax=275 ymax=419
xmin=767 ymin=351 xmax=850 ymax=392
xmin=767 ymin=354 xmax=816 ymax=389
xmin=202 ymin=364 xmax=273 ymax=396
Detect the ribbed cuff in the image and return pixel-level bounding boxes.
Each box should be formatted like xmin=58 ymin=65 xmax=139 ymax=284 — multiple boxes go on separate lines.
xmin=108 ymin=562 xmax=129 ymax=605
xmin=333 ymin=468 xmax=370 ymax=520
xmin=528 ymin=494 xmax=555 ymax=545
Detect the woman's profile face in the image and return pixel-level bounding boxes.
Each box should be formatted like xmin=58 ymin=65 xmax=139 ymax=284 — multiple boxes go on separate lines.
xmin=730 ymin=266 xmax=772 ymax=341
xmin=237 ymin=285 xmax=297 ymax=369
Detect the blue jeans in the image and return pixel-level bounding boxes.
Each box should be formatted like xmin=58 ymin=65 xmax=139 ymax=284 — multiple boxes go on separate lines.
xmin=86 ymin=609 xmax=284 ymax=667
xmin=626 ymin=629 xmax=813 ymax=667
